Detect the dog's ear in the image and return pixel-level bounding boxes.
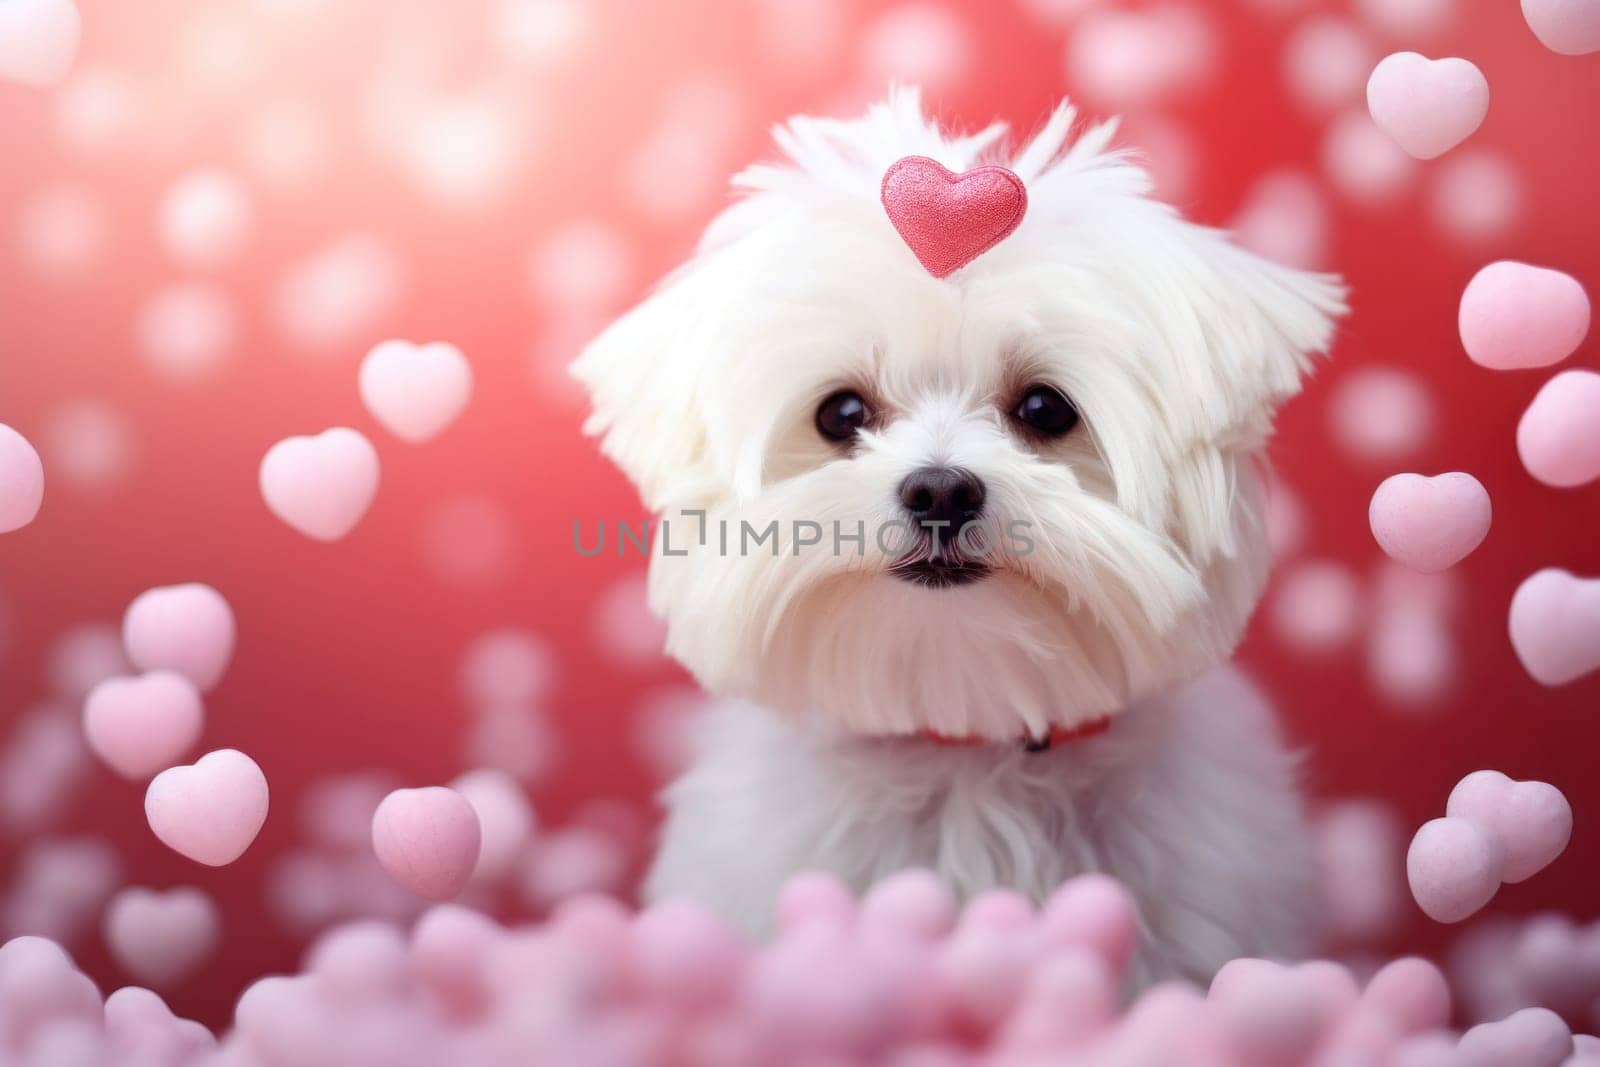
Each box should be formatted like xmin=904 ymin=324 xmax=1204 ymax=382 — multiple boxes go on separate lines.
xmin=570 ymin=264 xmax=721 ymax=511
xmin=1178 ymin=227 xmax=1347 ymax=440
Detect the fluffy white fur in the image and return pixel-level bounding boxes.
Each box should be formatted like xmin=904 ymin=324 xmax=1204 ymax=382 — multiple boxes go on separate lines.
xmin=573 ymin=89 xmax=1345 ymax=982
xmin=650 ymin=668 xmax=1314 ymax=986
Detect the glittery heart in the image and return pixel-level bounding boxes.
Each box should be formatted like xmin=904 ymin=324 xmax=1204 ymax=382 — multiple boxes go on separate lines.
xmin=880 ymin=156 xmax=1027 ymax=279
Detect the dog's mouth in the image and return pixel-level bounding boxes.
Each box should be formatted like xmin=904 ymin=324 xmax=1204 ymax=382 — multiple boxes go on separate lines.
xmin=890 ymin=558 xmax=992 ymax=588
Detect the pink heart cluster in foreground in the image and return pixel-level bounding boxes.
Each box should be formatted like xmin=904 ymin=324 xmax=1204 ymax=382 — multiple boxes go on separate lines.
xmin=1408 ymin=770 xmax=1572 ymax=923
xmin=4 ymin=872 xmax=1600 ymax=1066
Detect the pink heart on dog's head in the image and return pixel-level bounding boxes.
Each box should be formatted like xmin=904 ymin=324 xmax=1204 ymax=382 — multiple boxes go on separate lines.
xmin=881 ymin=156 xmax=1027 ymax=279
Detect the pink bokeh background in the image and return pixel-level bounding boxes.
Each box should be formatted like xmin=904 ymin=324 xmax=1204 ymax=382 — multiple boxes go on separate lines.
xmin=1 ymin=0 xmax=1597 ymax=1027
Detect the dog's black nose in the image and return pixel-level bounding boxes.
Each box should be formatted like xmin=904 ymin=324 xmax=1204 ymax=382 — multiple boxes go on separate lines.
xmin=899 ymin=467 xmax=986 ymax=534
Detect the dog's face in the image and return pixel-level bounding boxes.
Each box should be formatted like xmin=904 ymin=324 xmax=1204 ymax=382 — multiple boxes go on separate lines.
xmin=575 ymin=91 xmax=1344 ymax=740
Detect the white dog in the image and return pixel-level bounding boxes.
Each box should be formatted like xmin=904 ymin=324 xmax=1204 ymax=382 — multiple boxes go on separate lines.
xmin=574 ymin=89 xmax=1345 ymax=985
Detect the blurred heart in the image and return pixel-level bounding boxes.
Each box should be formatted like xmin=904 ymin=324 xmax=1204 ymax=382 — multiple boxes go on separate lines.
xmin=1510 ymin=568 xmax=1600 ymax=686
xmin=359 ymin=340 xmax=474 ymax=444
xmin=1366 ymin=52 xmax=1489 ymax=159
xmin=1457 ymin=1007 xmax=1576 ymax=1066
xmin=145 ymin=749 xmax=269 ymax=866
xmin=880 ymin=156 xmax=1027 ymax=278
xmin=1522 ymin=0 xmax=1600 ymax=55
xmin=0 ymin=0 xmax=80 ymax=87
xmin=1447 ymin=770 xmax=1572 ymax=883
xmin=103 ymin=886 xmax=219 ymax=988
xmin=259 ymin=427 xmax=380 ymax=541
xmin=1368 ymin=472 xmax=1491 ymax=573
xmin=83 ymin=672 xmax=205 ymax=781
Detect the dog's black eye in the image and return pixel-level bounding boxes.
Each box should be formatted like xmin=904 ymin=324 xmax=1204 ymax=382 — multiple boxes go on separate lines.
xmin=1013 ymin=385 xmax=1079 ymax=437
xmin=816 ymin=391 xmax=870 ymax=442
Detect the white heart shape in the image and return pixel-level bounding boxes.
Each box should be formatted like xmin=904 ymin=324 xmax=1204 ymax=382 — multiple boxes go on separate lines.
xmin=359 ymin=340 xmax=473 ymax=443
xmin=259 ymin=427 xmax=379 ymax=541
xmin=122 ymin=583 xmax=236 ymax=692
xmin=145 ymin=748 xmax=269 ymax=866
xmin=103 ymin=886 xmax=219 ymax=988
xmin=1366 ymin=52 xmax=1489 ymax=160
xmin=0 ymin=0 xmax=80 ymax=87
xmin=83 ymin=671 xmax=204 ymax=781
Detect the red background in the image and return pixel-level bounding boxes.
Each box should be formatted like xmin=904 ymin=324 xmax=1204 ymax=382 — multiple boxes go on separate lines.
xmin=0 ymin=0 xmax=1597 ymax=1028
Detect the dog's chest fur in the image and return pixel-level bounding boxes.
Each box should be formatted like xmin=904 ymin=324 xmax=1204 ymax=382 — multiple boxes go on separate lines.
xmin=646 ymin=667 xmax=1316 ymax=987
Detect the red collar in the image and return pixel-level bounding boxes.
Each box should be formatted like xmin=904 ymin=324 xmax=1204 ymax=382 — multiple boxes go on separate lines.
xmin=920 ymin=717 xmax=1112 ymax=752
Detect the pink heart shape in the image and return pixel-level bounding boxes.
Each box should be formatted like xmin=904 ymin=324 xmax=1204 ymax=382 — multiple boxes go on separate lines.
xmin=0 ymin=423 xmax=44 ymax=534
xmin=82 ymin=671 xmax=204 ymax=781
xmin=358 ymin=340 xmax=474 ymax=444
xmin=0 ymin=0 xmax=80 ymax=88
xmin=1366 ymin=52 xmax=1489 ymax=160
xmin=1447 ymin=770 xmax=1572 ymax=883
xmin=122 ymin=583 xmax=236 ymax=692
xmin=145 ymin=748 xmax=269 ymax=866
xmin=1359 ymin=957 xmax=1451 ymax=1036
xmin=1369 ymin=472 xmax=1491 ymax=573
xmin=1509 ymin=568 xmax=1600 ymax=686
xmin=1518 ymin=370 xmax=1600 ymax=489
xmin=104 ymin=987 xmax=216 ymax=1060
xmin=1510 ymin=916 xmax=1600 ymax=1017
xmin=448 ymin=769 xmax=534 ymax=883
xmin=880 ymin=156 xmax=1027 ymax=279
xmin=103 ymin=886 xmax=219 ymax=988
xmin=1406 ymin=816 xmax=1505 ymax=923
xmin=1457 ymin=1007 xmax=1574 ymax=1066
xmin=1459 ymin=261 xmax=1590 ymax=371
xmin=259 ymin=427 xmax=380 ymax=542
xmin=1208 ymin=960 xmax=1328 ymax=1065
xmin=1522 ymin=0 xmax=1600 ymax=55
xmin=370 ymin=786 xmax=482 ymax=901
